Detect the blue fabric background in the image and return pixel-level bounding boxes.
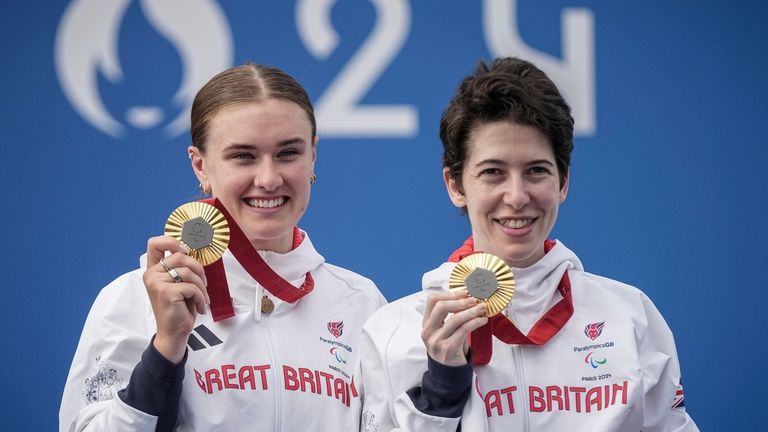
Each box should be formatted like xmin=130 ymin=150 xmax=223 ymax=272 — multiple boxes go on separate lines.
xmin=1 ymin=1 xmax=765 ymax=429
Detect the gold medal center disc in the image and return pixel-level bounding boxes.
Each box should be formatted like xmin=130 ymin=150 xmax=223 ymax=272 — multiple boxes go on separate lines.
xmin=164 ymin=202 xmax=230 ymax=266
xmin=449 ymin=252 xmax=515 ymax=317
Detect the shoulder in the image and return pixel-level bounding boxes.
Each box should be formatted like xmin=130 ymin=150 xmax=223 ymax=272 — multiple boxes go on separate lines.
xmin=571 ymin=270 xmax=671 ymax=334
xmin=86 ymin=267 xmax=152 ymax=325
xmin=319 ymin=262 xmax=387 ymax=306
xmin=95 ymin=268 xmax=149 ymax=306
xmin=72 ymin=266 xmax=155 ymax=365
xmin=359 ymin=292 xmax=428 ymax=393
xmin=573 ymin=270 xmax=651 ymax=303
xmin=362 ymin=262 xmax=449 ymax=339
xmin=363 ymin=291 xmax=426 ymax=344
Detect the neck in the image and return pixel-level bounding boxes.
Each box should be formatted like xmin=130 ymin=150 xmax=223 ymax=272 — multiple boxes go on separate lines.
xmin=249 ymin=234 xmax=293 ymax=254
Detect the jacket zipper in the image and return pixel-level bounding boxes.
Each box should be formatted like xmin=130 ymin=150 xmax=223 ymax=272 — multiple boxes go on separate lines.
xmin=263 ymin=313 xmax=282 ymax=431
xmin=259 ymin=251 xmax=283 ymax=431
xmin=512 ymin=345 xmax=530 ymax=432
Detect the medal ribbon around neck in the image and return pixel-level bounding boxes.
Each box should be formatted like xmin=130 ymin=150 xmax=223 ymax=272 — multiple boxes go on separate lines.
xmin=447 ymin=237 xmax=573 ymax=365
xmin=201 ymin=198 xmax=314 ymax=321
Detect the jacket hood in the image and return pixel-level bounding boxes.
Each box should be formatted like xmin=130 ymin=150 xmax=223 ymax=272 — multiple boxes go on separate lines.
xmin=422 ymin=240 xmax=583 ymax=333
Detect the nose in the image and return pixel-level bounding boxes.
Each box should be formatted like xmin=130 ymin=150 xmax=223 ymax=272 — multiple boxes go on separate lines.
xmin=503 ymin=175 xmax=530 ymax=210
xmin=254 ymin=161 xmax=283 ymax=191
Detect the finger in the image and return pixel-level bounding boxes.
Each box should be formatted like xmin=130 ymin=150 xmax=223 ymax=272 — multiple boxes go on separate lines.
xmin=446 ymin=314 xmax=489 ymax=358
xmin=423 ymin=297 xmax=477 ymax=337
xmin=166 ymin=266 xmax=209 ymax=309
xmin=155 ymin=252 xmax=211 ymax=304
xmin=423 ymin=291 xmax=469 ymax=327
xmin=173 ymin=282 xmax=208 ymax=315
xmin=163 ymin=252 xmax=207 ymax=286
xmin=423 ymin=302 xmax=486 ymax=354
xmin=439 ymin=302 xmax=488 ymax=336
xmin=146 ymin=236 xmax=190 ymax=268
xmin=425 ymin=304 xmax=488 ymax=362
xmin=423 ymin=295 xmax=479 ymax=334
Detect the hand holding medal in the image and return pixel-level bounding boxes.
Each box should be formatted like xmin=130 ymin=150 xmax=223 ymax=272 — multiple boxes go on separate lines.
xmin=449 ymin=253 xmax=515 ymax=317
xmin=164 ymin=201 xmax=230 ymax=265
xmin=143 ymin=201 xmax=230 ymax=363
xmin=420 ymin=252 xmax=515 ymax=367
xmin=420 ymin=252 xmax=512 ymax=367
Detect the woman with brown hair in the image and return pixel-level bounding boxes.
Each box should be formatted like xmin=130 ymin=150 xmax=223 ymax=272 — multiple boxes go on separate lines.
xmin=60 ymin=63 xmax=385 ymax=431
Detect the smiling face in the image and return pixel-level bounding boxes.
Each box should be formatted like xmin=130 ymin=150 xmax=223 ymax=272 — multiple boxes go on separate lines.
xmin=190 ymin=99 xmax=317 ymax=253
xmin=444 ymin=121 xmax=568 ymax=268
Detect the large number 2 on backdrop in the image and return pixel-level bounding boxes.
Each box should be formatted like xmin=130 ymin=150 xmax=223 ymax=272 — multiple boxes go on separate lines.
xmin=297 ymin=0 xmax=417 ymax=138
xmin=297 ymin=0 xmax=595 ymax=138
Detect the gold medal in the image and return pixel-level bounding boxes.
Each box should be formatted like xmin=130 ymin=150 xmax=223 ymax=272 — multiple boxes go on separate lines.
xmin=261 ymin=296 xmax=274 ymax=314
xmin=164 ymin=202 xmax=230 ymax=266
xmin=449 ymin=253 xmax=515 ymax=317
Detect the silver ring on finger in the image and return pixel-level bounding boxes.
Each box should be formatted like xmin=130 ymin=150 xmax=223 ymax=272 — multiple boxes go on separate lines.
xmin=160 ymin=258 xmax=183 ymax=283
xmin=159 ymin=258 xmax=172 ymax=272
xmin=167 ymin=267 xmax=183 ymax=283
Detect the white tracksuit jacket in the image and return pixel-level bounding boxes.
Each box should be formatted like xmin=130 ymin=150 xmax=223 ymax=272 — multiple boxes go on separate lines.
xmin=60 ymin=231 xmax=386 ymax=431
xmin=357 ymin=241 xmax=699 ymax=431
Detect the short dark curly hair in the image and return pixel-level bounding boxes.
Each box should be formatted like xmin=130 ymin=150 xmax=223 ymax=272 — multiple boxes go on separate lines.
xmin=440 ymin=57 xmax=574 ymax=191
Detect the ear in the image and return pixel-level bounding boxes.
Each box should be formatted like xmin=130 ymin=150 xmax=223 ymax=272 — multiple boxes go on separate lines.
xmin=188 ymin=146 xmax=208 ymax=189
xmin=311 ymin=135 xmax=319 ymax=165
xmin=559 ymin=169 xmax=570 ymax=203
xmin=443 ymin=167 xmax=466 ymax=208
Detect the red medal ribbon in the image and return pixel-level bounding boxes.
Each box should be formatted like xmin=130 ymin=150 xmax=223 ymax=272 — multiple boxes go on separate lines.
xmin=200 ymin=198 xmax=314 ymax=321
xmin=448 ymin=237 xmax=573 ymax=365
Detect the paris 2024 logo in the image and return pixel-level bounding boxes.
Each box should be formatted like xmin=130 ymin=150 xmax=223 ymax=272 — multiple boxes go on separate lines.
xmin=54 ymin=0 xmax=233 ymax=138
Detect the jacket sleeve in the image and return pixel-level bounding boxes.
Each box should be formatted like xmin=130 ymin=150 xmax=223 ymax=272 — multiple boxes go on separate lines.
xmin=357 ymin=304 xmax=470 ymax=432
xmin=59 ymin=270 xmax=184 ymax=432
xmin=639 ymin=293 xmax=699 ymax=432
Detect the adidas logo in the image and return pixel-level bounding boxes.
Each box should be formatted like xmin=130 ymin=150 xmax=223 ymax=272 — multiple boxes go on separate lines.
xmin=187 ymin=324 xmax=223 ymax=351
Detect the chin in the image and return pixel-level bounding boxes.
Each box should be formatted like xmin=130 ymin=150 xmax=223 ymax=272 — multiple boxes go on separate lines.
xmin=500 ymin=247 xmax=542 ymax=268
xmin=243 ymin=224 xmax=291 ymax=240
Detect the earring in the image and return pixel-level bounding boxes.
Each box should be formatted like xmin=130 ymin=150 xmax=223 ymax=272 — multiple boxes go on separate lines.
xmin=310 ymin=173 xmax=317 ymax=185
xmin=199 ymin=183 xmax=211 ymax=195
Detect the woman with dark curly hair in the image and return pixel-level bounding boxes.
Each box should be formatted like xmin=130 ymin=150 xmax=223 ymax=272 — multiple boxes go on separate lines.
xmin=356 ymin=57 xmax=698 ymax=432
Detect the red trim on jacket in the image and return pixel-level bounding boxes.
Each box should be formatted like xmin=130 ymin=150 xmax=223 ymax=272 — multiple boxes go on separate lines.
xmin=448 ymin=237 xmax=572 ymax=365
xmin=201 ymin=198 xmax=314 ymax=321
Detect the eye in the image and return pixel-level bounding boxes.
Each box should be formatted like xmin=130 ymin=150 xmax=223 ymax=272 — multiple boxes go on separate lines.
xmin=232 ymin=152 xmax=254 ymax=160
xmin=478 ymin=167 xmax=502 ymax=176
xmin=277 ymin=147 xmax=302 ymax=159
xmin=527 ymin=166 xmax=553 ymax=176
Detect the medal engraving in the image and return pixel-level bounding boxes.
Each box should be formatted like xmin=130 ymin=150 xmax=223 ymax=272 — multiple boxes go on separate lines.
xmin=449 ymin=252 xmax=515 ymax=317
xmin=466 ymin=268 xmax=498 ymax=300
xmin=165 ymin=202 xmax=230 ymax=266
xmin=181 ymin=217 xmax=214 ymax=249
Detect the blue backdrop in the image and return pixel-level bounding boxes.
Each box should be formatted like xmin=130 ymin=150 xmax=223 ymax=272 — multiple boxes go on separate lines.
xmin=2 ymin=1 xmax=766 ymax=430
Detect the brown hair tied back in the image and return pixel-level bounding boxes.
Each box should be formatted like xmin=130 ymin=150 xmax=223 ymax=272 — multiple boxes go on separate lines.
xmin=190 ymin=63 xmax=316 ymax=153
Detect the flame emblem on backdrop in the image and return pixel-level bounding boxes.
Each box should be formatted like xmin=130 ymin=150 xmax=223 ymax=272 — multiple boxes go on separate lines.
xmin=54 ymin=0 xmax=233 ymax=138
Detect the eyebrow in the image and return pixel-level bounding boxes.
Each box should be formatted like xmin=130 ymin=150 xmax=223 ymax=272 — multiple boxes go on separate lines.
xmin=473 ymin=158 xmax=507 ymax=168
xmin=224 ymin=137 xmax=307 ymax=151
xmin=275 ymin=137 xmax=308 ymax=147
xmin=526 ymin=159 xmax=556 ymax=166
xmin=473 ymin=158 xmax=555 ymax=168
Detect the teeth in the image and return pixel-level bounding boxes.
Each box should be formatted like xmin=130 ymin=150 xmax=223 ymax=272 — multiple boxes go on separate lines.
xmin=499 ymin=219 xmax=532 ymax=229
xmin=247 ymin=197 xmax=285 ymax=208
